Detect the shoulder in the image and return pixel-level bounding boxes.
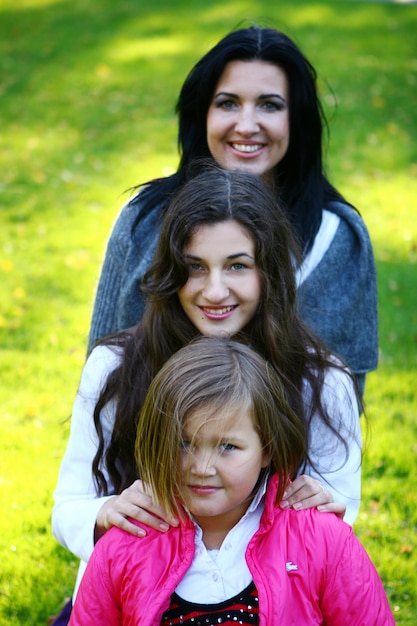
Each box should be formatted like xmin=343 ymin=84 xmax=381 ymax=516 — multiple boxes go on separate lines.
xmin=302 ymin=360 xmax=360 ymax=439
xmin=272 ymin=506 xmax=354 ymax=556
xmin=95 ymin=518 xmax=195 ymax=578
xmin=303 ymin=354 xmax=357 ymax=405
xmin=107 ymin=183 xmax=163 ymax=238
xmin=101 ymin=515 xmax=195 ymax=550
xmin=84 ymin=344 xmax=123 ymax=375
xmin=108 ymin=188 xmax=148 ymax=240
xmin=264 ymin=476 xmax=354 ymax=545
xmin=78 ymin=345 xmax=124 ymax=394
xmin=260 ymin=487 xmax=355 ymax=571
xmin=94 ymin=523 xmax=166 ymax=571
xmin=320 ymin=358 xmax=357 ymax=401
xmin=326 ymin=200 xmax=373 ymax=244
xmin=302 ymin=506 xmax=353 ymax=541
xmin=326 ymin=200 xmax=360 ymax=221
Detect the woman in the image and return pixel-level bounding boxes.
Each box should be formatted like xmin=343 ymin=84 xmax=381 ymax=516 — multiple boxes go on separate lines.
xmin=52 ymin=168 xmax=362 ymax=617
xmin=87 ymin=25 xmax=378 ymax=394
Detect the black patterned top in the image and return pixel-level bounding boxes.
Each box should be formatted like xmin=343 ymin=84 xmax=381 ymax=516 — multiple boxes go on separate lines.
xmin=160 ymin=581 xmax=259 ymax=625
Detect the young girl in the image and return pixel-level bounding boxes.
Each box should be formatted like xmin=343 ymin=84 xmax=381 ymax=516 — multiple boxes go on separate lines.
xmin=52 ymin=167 xmax=361 ymax=614
xmin=69 ymin=337 xmax=392 ymax=625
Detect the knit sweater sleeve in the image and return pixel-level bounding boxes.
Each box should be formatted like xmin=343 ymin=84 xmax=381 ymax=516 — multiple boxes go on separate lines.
xmin=87 ymin=190 xmax=163 ymax=354
xmin=297 ymin=202 xmax=378 ymax=381
xmin=87 ymin=197 xmax=139 ymax=353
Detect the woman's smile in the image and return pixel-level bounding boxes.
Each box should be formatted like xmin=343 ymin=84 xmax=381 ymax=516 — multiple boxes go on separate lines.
xmin=178 ymin=220 xmax=262 ymax=338
xmin=230 ymin=142 xmax=266 ymax=155
xmin=198 ymin=305 xmax=238 ymax=320
xmin=206 ymin=59 xmax=290 ymax=181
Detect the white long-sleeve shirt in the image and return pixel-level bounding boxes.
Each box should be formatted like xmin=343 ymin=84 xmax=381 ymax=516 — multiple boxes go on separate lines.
xmin=52 ymin=344 xmax=362 ymax=598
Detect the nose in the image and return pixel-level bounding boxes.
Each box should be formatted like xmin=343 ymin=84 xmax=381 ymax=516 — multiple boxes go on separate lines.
xmin=190 ymin=449 xmax=216 ymax=477
xmin=202 ymin=271 xmax=230 ymax=302
xmin=234 ymin=104 xmax=259 ymax=135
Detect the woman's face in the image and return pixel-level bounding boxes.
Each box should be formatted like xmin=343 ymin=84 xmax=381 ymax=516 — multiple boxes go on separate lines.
xmin=206 ymin=60 xmax=290 ymax=182
xmin=178 ymin=220 xmax=262 ymax=337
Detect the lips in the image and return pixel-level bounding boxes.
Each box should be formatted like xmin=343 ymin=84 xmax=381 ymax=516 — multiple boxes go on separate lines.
xmin=199 ymin=305 xmax=237 ymax=320
xmin=230 ymin=143 xmax=265 ymax=153
xmin=188 ymin=485 xmax=220 ymax=496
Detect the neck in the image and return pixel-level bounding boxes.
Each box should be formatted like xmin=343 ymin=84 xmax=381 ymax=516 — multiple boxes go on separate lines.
xmin=194 ymin=500 xmax=252 ymax=550
xmin=202 ymin=527 xmax=230 ymax=550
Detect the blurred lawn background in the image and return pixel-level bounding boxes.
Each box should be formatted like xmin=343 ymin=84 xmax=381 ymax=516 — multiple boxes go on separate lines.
xmin=0 ymin=0 xmax=416 ymax=623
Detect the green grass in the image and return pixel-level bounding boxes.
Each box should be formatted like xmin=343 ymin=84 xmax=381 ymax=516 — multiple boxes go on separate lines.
xmin=1 ymin=0 xmax=416 ymax=623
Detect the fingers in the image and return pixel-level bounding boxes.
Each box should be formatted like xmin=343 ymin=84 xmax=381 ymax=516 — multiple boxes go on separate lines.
xmin=102 ymin=508 xmax=150 ymax=537
xmin=280 ymin=474 xmax=334 ymax=512
xmin=95 ymin=480 xmax=179 ymax=540
xmin=317 ymin=502 xmax=346 ymax=520
xmin=124 ymin=480 xmax=178 ymax=528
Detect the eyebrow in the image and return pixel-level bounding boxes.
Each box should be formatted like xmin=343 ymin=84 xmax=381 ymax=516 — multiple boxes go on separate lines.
xmin=214 ymin=91 xmax=286 ymax=103
xmin=183 ymin=252 xmax=255 ymax=261
xmin=259 ymin=93 xmax=286 ymax=102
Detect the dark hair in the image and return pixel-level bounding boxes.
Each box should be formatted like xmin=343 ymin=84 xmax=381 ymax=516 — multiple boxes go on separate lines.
xmin=136 ymin=337 xmax=306 ymax=518
xmin=142 ymin=162 xmax=301 ymax=352
xmin=133 ymin=25 xmax=350 ymax=252
xmin=92 ymin=167 xmax=359 ymax=496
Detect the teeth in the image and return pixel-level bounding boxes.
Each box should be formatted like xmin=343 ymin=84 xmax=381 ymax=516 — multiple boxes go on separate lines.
xmin=203 ymin=306 xmax=234 ymax=315
xmin=231 ymin=143 xmax=263 ymax=153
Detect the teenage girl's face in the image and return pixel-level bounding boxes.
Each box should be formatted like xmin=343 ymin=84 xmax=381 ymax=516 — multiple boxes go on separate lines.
xmin=177 ymin=220 xmax=262 ymax=337
xmin=179 ymin=405 xmax=270 ymax=540
xmin=206 ymin=60 xmax=290 ymax=182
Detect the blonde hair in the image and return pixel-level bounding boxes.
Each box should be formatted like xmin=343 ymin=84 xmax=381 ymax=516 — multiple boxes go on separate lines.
xmin=135 ymin=336 xmax=305 ymax=518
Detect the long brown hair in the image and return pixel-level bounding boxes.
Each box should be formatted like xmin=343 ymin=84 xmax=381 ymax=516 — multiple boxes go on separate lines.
xmin=92 ymin=166 xmax=359 ymax=495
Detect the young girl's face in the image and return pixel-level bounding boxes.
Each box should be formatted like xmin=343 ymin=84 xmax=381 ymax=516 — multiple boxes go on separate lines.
xmin=177 ymin=220 xmax=262 ymax=337
xmin=179 ymin=405 xmax=270 ymax=538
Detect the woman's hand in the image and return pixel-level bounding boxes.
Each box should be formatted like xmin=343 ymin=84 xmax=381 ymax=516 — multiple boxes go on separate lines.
xmin=280 ymin=474 xmax=346 ymax=519
xmin=95 ymin=479 xmax=179 ymax=541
